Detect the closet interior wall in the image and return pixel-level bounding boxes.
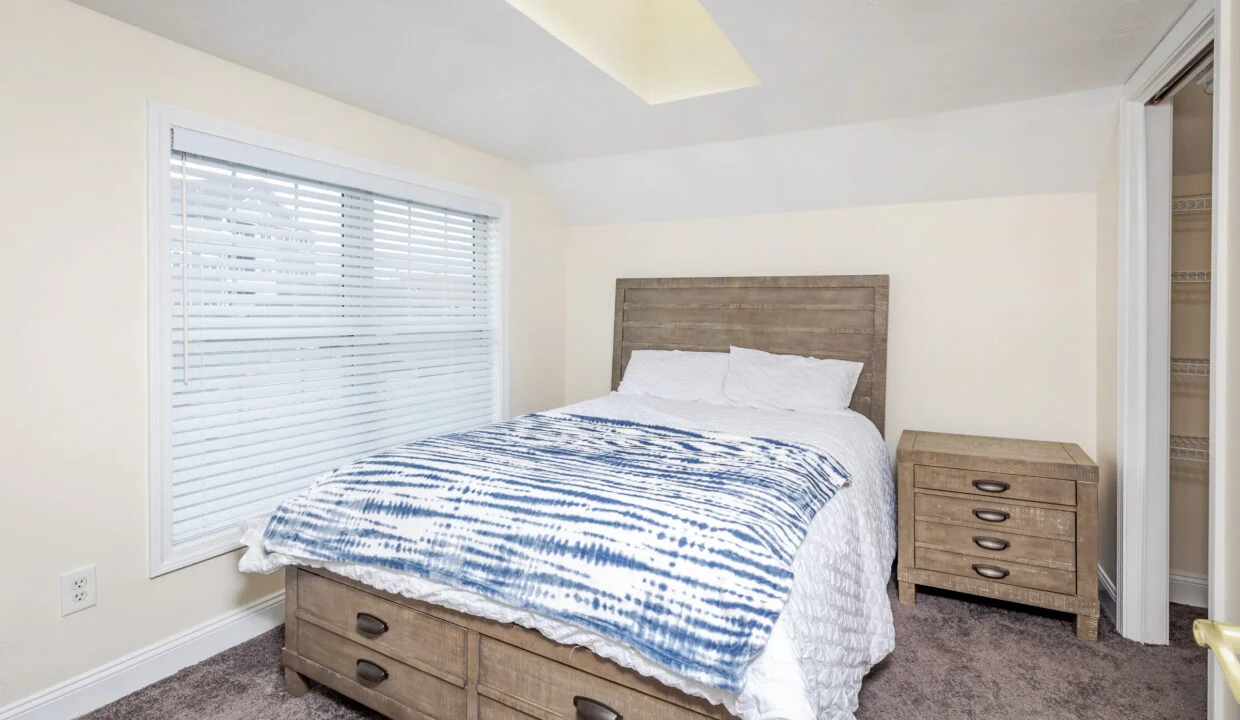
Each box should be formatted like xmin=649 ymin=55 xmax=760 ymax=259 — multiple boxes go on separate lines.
xmin=1169 ymin=77 xmax=1214 ymax=589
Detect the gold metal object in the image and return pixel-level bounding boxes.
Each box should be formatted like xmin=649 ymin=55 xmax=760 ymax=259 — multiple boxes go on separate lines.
xmin=1194 ymin=619 xmax=1240 ymax=703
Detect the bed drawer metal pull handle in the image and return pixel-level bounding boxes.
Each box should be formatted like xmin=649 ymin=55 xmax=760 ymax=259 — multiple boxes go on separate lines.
xmin=972 ymin=508 xmax=1010 ymax=523
xmin=574 ymin=696 xmax=623 ymax=720
xmin=973 ymin=564 xmax=1010 ymax=580
xmin=973 ymin=536 xmax=1010 ymax=551
xmin=356 ymin=612 xmax=388 ymax=636
xmin=972 ymin=479 xmax=1011 ymax=494
xmin=356 ymin=659 xmax=389 ymax=684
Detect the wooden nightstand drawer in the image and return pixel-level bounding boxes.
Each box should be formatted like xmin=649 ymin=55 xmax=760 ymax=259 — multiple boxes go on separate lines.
xmin=915 ymin=547 xmax=1077 ymax=595
xmin=914 ymin=520 xmax=1075 ymax=570
xmin=914 ymin=465 xmax=1076 ymax=506
xmin=913 ymin=491 xmax=1076 ymax=541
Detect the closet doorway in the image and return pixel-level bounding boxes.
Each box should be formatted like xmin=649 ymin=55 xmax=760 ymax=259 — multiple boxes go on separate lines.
xmin=1168 ymin=65 xmax=1214 ymax=612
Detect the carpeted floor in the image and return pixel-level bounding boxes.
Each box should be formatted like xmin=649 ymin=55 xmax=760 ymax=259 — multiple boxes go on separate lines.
xmin=84 ymin=584 xmax=1207 ymax=720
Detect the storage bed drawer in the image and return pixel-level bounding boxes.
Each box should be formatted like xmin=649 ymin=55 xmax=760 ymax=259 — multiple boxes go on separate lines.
xmin=297 ymin=569 xmax=469 ymax=680
xmin=478 ymin=635 xmax=706 ymax=720
xmin=284 ymin=568 xmax=737 ymax=720
xmin=297 ymin=620 xmax=468 ymax=719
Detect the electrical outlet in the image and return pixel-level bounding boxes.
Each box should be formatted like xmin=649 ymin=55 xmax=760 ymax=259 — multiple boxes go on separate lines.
xmin=61 ymin=565 xmax=97 ymax=616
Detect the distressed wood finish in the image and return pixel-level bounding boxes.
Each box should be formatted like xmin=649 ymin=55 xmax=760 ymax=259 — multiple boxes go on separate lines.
xmin=298 ymin=621 xmax=469 ymax=718
xmin=913 ymin=520 xmax=1076 ymax=570
xmin=897 ymin=430 xmax=1100 ymax=640
xmin=611 ymin=276 xmax=889 ymax=435
xmin=284 ymin=568 xmax=310 ymax=697
xmin=298 ymin=570 xmax=469 ymax=681
xmin=912 ymin=491 xmax=1077 ymax=541
xmin=913 ymin=465 xmax=1077 ymax=506
xmin=477 ymin=636 xmax=709 ymax=720
xmin=914 ymin=547 xmax=1077 ymax=595
xmin=285 ymin=568 xmax=738 ymax=720
xmin=898 ymin=431 xmax=1096 ymax=482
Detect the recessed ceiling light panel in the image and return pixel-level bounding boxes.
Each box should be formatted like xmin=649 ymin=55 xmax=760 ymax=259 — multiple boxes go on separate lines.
xmin=506 ymin=0 xmax=760 ymax=104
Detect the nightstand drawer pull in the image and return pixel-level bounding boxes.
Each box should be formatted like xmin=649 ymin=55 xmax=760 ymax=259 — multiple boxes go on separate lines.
xmin=972 ymin=536 xmax=1010 ymax=551
xmin=971 ymin=479 xmax=1011 ymax=494
xmin=972 ymin=508 xmax=1010 ymax=523
xmin=355 ymin=612 xmax=388 ymax=636
xmin=355 ymin=659 xmax=389 ymax=684
xmin=972 ymin=564 xmax=1010 ymax=580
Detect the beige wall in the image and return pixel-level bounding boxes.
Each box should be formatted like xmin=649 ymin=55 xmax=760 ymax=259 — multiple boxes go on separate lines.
xmin=1095 ymin=132 xmax=1120 ymax=584
xmin=564 ymin=193 xmax=1099 ymax=462
xmin=0 ymin=0 xmax=565 ymax=704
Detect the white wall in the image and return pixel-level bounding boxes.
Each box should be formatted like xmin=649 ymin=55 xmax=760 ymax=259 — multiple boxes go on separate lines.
xmin=0 ymin=0 xmax=565 ymax=705
xmin=565 ymin=193 xmax=1099 ymax=460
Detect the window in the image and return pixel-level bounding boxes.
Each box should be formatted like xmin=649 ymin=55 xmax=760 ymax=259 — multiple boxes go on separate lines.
xmin=149 ymin=108 xmax=506 ymax=575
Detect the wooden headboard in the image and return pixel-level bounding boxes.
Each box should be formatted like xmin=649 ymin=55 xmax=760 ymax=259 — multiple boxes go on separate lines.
xmin=611 ymin=275 xmax=890 ymax=436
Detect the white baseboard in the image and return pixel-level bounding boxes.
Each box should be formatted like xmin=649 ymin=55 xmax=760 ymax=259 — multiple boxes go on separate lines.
xmin=1098 ymin=565 xmax=1118 ymax=625
xmin=1170 ymin=571 xmax=1209 ymax=609
xmin=0 ymin=592 xmax=285 ymax=720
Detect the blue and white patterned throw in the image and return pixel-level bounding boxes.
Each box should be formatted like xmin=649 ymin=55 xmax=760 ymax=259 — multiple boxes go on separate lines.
xmin=260 ymin=413 xmax=850 ymax=691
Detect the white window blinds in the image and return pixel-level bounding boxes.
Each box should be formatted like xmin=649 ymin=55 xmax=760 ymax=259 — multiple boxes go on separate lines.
xmin=161 ymin=128 xmax=502 ymax=559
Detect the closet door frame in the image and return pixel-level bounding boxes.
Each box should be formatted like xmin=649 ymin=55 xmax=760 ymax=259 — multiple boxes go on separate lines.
xmin=1116 ymin=0 xmax=1214 ymax=648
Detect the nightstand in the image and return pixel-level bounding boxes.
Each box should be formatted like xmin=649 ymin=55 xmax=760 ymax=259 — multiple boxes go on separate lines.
xmin=896 ymin=430 xmax=1100 ymax=640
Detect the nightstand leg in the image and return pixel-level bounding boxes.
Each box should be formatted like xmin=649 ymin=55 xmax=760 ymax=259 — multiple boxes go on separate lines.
xmin=1074 ymin=614 xmax=1099 ymax=641
xmin=285 ymin=667 xmax=310 ymax=697
xmin=898 ymin=581 xmax=916 ymax=605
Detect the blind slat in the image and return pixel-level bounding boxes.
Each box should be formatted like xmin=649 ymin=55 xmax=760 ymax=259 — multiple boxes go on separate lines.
xmin=171 ymin=262 xmax=493 ymax=291
xmin=176 ymin=219 xmax=485 ymax=258
xmin=171 ymin=376 xmax=494 ymax=430
xmin=175 ymin=277 xmax=492 ymax=302
xmin=173 ymin=186 xmax=487 ymax=242
xmin=171 ymin=363 xmax=493 ymax=401
xmin=172 ymin=400 xmax=495 ymax=486
xmin=172 ymin=393 xmax=495 ymax=462
xmin=174 ymin=339 xmax=494 ymax=372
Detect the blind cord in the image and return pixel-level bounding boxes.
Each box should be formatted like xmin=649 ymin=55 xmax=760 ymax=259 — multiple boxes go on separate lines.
xmin=181 ymin=151 xmax=189 ymax=384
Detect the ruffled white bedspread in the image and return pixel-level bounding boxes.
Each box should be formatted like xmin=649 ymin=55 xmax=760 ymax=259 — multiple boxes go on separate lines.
xmin=240 ymin=394 xmax=895 ymax=720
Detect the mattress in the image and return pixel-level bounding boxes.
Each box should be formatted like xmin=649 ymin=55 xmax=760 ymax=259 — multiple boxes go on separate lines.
xmin=240 ymin=393 xmax=896 ymax=720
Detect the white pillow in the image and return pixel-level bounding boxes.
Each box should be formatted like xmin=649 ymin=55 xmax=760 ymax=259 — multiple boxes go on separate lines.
xmin=723 ymin=346 xmax=863 ymax=412
xmin=616 ymin=350 xmax=731 ymax=405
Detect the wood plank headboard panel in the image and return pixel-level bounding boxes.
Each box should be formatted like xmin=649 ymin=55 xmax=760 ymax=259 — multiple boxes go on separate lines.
xmin=611 ymin=275 xmax=890 ymax=437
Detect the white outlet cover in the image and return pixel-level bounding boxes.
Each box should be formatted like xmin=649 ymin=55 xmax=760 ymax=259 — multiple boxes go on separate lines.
xmin=61 ymin=565 xmax=97 ymax=616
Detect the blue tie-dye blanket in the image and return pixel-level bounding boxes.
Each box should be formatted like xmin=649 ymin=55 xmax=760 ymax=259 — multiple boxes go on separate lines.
xmin=259 ymin=413 xmax=850 ymax=691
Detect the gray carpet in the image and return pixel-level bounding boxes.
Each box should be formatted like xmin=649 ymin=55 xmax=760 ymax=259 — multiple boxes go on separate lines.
xmin=84 ymin=584 xmax=1207 ymax=720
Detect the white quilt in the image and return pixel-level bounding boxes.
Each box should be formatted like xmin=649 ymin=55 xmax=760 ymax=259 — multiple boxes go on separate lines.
xmin=240 ymin=393 xmax=896 ymax=720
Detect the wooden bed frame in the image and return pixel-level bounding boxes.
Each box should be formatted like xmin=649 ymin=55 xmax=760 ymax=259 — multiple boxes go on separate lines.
xmin=282 ymin=275 xmax=891 ymax=720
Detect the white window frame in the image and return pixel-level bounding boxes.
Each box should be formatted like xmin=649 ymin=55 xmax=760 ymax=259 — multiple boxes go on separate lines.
xmin=147 ymin=103 xmax=511 ymax=576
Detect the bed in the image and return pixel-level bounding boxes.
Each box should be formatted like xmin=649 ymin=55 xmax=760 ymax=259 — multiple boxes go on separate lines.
xmin=240 ymin=275 xmax=893 ymax=720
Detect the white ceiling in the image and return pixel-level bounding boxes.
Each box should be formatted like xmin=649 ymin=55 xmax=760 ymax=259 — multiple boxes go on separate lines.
xmin=73 ymin=0 xmax=1192 ymax=165
xmin=535 ymin=88 xmax=1120 ymax=225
